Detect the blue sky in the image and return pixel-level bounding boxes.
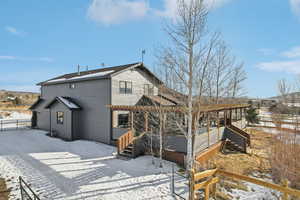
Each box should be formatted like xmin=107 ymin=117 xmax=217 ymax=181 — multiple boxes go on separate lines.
xmin=1 ymin=0 xmax=300 ymax=98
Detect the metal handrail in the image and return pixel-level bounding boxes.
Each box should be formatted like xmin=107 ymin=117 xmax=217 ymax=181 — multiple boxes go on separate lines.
xmin=19 ymin=176 xmax=41 ymax=200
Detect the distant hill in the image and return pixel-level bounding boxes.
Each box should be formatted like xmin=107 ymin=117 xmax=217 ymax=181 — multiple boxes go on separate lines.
xmin=0 ymin=90 xmax=40 ymax=105
xmin=269 ymin=92 xmax=300 ymax=103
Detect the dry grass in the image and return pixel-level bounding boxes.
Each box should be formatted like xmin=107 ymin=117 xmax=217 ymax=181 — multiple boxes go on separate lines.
xmin=205 ymin=129 xmax=274 ymax=175
xmin=270 ymin=131 xmax=300 ymax=189
xmin=0 ymin=178 xmax=9 ymax=200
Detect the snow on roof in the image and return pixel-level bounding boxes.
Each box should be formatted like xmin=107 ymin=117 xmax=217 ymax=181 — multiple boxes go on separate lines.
xmin=45 ymin=96 xmax=81 ymax=110
xmin=46 ymin=78 xmax=67 ymax=83
xmin=46 ymin=70 xmax=115 ymax=83
xmin=69 ymin=70 xmax=115 ymax=80
xmin=57 ymin=97 xmax=80 ymax=109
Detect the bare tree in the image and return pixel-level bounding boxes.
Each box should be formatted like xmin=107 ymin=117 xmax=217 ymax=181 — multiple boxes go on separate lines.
xmin=277 ymin=79 xmax=291 ymax=103
xmin=228 ymin=63 xmax=247 ymax=98
xmin=156 ymin=0 xmax=213 ymax=171
xmin=213 ymin=41 xmax=234 ymax=103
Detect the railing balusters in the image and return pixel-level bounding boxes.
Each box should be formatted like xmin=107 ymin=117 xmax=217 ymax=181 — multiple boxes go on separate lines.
xmin=117 ymin=130 xmax=134 ymax=154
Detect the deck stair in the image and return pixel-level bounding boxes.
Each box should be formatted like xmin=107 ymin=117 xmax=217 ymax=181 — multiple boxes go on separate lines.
xmin=117 ymin=130 xmax=135 ymax=158
xmin=222 ymin=125 xmax=250 ymax=153
xmin=228 ymin=125 xmax=251 ymax=146
xmin=119 ymin=143 xmax=134 ymax=158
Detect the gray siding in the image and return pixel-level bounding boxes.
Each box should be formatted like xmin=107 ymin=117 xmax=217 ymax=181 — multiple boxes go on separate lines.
xmin=50 ymin=102 xmax=72 ymax=140
xmin=111 ymin=68 xmax=158 ymax=105
xmin=35 ymin=78 xmax=111 ymax=144
xmin=111 ymin=68 xmax=159 ymax=127
xmin=36 ymin=109 xmax=50 ymax=131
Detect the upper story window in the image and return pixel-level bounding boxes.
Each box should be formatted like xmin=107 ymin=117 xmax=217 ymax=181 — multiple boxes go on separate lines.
xmin=69 ymin=83 xmax=76 ymax=89
xmin=119 ymin=81 xmax=132 ymax=94
xmin=56 ymin=111 xmax=64 ymax=124
xmin=144 ymin=84 xmax=154 ymax=95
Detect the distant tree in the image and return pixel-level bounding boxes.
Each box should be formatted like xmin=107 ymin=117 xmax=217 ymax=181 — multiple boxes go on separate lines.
xmin=245 ymin=107 xmax=259 ymax=126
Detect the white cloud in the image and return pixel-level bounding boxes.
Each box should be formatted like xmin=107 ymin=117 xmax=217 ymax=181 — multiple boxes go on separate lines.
xmin=281 ymin=46 xmax=300 ymax=58
xmin=156 ymin=0 xmax=232 ymax=19
xmin=257 ymin=48 xmax=275 ymax=56
xmin=87 ymin=0 xmax=149 ymax=25
xmin=290 ymin=0 xmax=300 ymax=17
xmin=0 ymin=56 xmax=53 ymax=62
xmin=4 ymin=26 xmax=25 ymax=36
xmin=257 ymin=60 xmax=300 ymax=74
xmin=0 ymin=56 xmax=16 ymax=60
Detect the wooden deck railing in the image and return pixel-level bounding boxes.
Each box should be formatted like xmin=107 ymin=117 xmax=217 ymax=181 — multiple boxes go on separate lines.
xmin=117 ymin=130 xmax=133 ymax=154
xmin=190 ymin=168 xmax=300 ymax=200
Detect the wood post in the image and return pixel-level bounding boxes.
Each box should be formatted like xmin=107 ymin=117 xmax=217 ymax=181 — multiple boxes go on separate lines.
xmin=144 ymin=112 xmax=149 ymax=132
xmin=130 ymin=111 xmax=134 ymax=130
xmin=224 ymin=111 xmax=227 ymax=127
xmin=212 ymin=182 xmax=217 ymax=199
xmin=229 ymin=110 xmax=232 ymax=125
xmin=282 ymin=179 xmax=289 ymax=200
xmin=190 ymin=169 xmax=195 ymax=200
xmin=205 ymin=185 xmax=210 ymax=200
xmin=207 ymin=113 xmax=210 ymax=147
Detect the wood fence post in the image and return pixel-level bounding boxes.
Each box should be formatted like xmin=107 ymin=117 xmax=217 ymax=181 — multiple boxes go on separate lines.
xmin=212 ymin=182 xmax=217 ymax=199
xmin=281 ymin=179 xmax=289 ymax=200
xmin=205 ymin=184 xmax=210 ymax=200
xmin=190 ymin=169 xmax=195 ymax=200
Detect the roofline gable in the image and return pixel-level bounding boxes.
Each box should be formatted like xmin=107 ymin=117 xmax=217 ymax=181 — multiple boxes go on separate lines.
xmin=44 ymin=97 xmax=81 ymax=110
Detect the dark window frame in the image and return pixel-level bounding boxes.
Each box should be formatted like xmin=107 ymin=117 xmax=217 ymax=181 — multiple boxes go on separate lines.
xmin=69 ymin=83 xmax=76 ymax=89
xmin=118 ymin=114 xmax=129 ymax=128
xmin=56 ymin=111 xmax=64 ymax=124
xmin=119 ymin=81 xmax=132 ymax=94
xmin=144 ymin=84 xmax=154 ymax=95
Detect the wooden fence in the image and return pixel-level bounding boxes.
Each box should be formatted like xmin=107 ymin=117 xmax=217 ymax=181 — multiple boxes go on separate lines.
xmin=190 ymin=168 xmax=300 ymax=200
xmin=0 ymin=119 xmax=31 ymax=131
xmin=117 ymin=130 xmax=133 ymax=154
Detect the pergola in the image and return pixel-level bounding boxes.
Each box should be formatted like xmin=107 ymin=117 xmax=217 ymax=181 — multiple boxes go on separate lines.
xmin=108 ymin=104 xmax=250 ymax=133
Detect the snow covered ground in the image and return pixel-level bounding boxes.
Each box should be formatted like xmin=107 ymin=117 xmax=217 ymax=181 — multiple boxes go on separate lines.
xmin=0 ymin=130 xmax=183 ymax=200
xmin=0 ymin=129 xmax=289 ymax=200
xmin=0 ymin=111 xmax=31 ymax=120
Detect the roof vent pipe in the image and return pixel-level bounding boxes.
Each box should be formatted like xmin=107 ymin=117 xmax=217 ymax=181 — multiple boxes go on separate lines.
xmin=77 ymin=64 xmax=80 ymax=75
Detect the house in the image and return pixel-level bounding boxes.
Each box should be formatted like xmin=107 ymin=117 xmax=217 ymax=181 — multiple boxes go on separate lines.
xmin=29 ymin=62 xmax=176 ymax=144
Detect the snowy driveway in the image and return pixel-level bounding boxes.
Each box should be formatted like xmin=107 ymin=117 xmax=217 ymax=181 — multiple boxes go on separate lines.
xmin=0 ymin=130 xmax=178 ymax=200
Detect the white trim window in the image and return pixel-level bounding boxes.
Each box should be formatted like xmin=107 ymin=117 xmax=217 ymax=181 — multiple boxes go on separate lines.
xmin=119 ymin=81 xmax=132 ymax=94
xmin=144 ymin=84 xmax=154 ymax=95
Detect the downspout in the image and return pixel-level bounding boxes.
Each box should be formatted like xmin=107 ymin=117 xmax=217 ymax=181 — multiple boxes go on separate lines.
xmin=49 ymin=108 xmax=52 ymax=136
xmin=71 ymin=110 xmax=74 ymax=141
xmin=109 ymin=78 xmax=113 ymax=142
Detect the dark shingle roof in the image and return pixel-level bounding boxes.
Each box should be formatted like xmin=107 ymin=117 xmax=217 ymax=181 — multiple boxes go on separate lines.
xmin=38 ymin=62 xmax=145 ymax=86
xmin=144 ymin=95 xmax=176 ymax=106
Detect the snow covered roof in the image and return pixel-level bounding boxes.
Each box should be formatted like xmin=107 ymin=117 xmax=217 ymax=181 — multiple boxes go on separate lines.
xmin=44 ymin=96 xmax=81 ymax=110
